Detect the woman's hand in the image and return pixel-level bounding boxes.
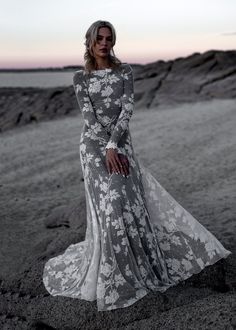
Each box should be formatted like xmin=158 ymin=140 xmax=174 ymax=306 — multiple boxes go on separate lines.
xmin=106 ymin=149 xmax=130 ymax=177
xmin=118 ymin=153 xmax=130 ymax=176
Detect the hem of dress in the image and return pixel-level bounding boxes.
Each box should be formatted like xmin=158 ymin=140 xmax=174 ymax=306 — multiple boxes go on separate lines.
xmin=42 ymin=250 xmax=232 ymax=311
xmin=96 ymin=249 xmax=232 ymax=311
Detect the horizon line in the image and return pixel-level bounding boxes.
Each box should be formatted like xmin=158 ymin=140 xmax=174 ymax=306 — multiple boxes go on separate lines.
xmin=0 ymin=49 xmax=235 ymax=71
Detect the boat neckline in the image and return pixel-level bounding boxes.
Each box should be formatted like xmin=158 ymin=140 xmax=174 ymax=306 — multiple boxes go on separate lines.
xmin=89 ymin=66 xmax=120 ymax=73
xmin=91 ymin=67 xmax=113 ymax=72
xmin=89 ymin=63 xmax=126 ymax=73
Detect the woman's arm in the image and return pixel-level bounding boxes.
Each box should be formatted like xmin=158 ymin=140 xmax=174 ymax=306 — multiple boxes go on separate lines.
xmin=73 ymin=70 xmax=110 ymax=147
xmin=105 ymin=64 xmax=134 ymax=151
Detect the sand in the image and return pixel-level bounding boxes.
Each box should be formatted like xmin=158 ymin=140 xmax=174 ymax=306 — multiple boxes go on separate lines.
xmin=0 ymin=99 xmax=235 ymax=329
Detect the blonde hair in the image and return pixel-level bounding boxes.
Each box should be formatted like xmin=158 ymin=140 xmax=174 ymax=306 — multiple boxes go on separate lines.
xmin=83 ymin=20 xmax=122 ymax=73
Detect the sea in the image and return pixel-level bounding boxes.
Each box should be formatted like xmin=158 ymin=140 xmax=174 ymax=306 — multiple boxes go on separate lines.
xmin=0 ymin=71 xmax=75 ymax=88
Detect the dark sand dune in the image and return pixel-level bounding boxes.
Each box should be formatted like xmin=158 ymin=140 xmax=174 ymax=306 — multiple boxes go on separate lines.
xmin=134 ymin=49 xmax=236 ymax=108
xmin=0 ymin=98 xmax=235 ymax=329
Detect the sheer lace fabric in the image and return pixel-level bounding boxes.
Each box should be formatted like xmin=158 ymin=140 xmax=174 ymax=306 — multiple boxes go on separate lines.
xmin=43 ymin=63 xmax=232 ymax=311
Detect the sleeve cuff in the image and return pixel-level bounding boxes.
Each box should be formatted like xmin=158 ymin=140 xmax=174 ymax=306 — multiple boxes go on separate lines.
xmin=105 ymin=141 xmax=119 ymax=150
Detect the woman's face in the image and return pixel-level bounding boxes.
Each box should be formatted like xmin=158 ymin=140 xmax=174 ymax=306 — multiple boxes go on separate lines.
xmin=92 ymin=27 xmax=113 ymax=59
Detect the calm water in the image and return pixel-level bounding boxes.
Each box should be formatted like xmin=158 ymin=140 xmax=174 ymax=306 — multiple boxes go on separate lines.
xmin=0 ymin=71 xmax=76 ymax=88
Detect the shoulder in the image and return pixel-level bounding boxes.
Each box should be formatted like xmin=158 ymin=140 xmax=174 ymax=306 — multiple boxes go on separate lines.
xmin=119 ymin=63 xmax=133 ymax=74
xmin=73 ymin=69 xmax=86 ymax=85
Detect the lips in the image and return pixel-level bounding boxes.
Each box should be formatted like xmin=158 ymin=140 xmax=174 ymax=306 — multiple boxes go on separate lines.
xmin=100 ymin=48 xmax=107 ymax=52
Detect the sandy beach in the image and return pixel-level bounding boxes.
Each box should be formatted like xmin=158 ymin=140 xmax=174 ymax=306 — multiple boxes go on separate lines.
xmin=0 ymin=98 xmax=235 ymax=329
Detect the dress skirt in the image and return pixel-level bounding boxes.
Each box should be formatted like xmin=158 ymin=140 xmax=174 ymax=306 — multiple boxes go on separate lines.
xmin=42 ymin=125 xmax=232 ymax=311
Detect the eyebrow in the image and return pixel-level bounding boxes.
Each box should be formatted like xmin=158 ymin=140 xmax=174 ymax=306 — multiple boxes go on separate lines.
xmin=97 ymin=34 xmax=112 ymax=38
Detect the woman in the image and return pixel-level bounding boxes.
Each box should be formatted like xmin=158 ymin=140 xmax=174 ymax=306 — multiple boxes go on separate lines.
xmin=43 ymin=20 xmax=232 ymax=311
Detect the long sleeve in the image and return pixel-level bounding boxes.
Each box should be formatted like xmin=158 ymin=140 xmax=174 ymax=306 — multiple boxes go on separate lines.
xmin=73 ymin=70 xmax=110 ymax=147
xmin=105 ymin=64 xmax=134 ymax=151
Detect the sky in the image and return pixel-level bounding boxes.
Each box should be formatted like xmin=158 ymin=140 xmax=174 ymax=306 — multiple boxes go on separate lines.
xmin=0 ymin=0 xmax=236 ymax=68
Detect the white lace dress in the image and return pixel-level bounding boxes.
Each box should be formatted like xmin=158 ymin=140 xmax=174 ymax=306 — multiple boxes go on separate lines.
xmin=42 ymin=63 xmax=232 ymax=311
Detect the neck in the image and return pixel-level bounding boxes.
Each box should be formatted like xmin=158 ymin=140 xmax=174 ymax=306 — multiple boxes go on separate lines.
xmin=95 ymin=57 xmax=111 ymax=70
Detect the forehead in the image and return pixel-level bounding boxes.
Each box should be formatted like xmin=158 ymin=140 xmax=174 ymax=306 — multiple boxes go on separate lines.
xmin=97 ymin=27 xmax=112 ymax=36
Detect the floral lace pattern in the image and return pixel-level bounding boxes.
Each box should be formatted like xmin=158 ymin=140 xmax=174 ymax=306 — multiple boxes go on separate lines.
xmin=42 ymin=63 xmax=232 ymax=311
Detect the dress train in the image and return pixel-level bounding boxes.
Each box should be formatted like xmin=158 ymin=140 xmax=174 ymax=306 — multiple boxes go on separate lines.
xmin=43 ymin=160 xmax=232 ymax=311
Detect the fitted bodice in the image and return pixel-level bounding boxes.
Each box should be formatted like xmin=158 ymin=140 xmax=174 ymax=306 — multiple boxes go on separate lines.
xmin=72 ymin=63 xmax=134 ymax=150
xmin=83 ymin=66 xmax=125 ymax=129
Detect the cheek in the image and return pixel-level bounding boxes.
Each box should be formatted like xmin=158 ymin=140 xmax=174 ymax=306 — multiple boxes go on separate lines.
xmin=93 ymin=44 xmax=99 ymax=53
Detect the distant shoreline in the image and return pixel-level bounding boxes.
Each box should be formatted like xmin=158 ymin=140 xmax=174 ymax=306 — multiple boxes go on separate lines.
xmin=0 ymin=66 xmax=83 ymax=73
xmin=0 ymin=63 xmax=143 ymax=73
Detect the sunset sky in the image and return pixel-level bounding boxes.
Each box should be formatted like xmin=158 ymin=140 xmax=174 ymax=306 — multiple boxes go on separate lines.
xmin=1 ymin=0 xmax=236 ymax=68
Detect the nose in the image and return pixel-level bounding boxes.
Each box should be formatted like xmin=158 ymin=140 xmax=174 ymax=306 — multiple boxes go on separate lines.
xmin=101 ymin=38 xmax=107 ymax=46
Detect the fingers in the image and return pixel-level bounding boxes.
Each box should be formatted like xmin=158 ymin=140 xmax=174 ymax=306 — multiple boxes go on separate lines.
xmin=115 ymin=153 xmax=130 ymax=177
xmin=120 ymin=155 xmax=130 ymax=176
xmin=106 ymin=149 xmax=119 ymax=174
xmin=118 ymin=154 xmax=129 ymax=176
xmin=106 ymin=158 xmax=112 ymax=174
xmin=107 ymin=151 xmax=119 ymax=174
xmin=106 ymin=150 xmax=130 ymax=177
xmin=116 ymin=154 xmax=124 ymax=174
xmin=113 ymin=153 xmax=123 ymax=174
